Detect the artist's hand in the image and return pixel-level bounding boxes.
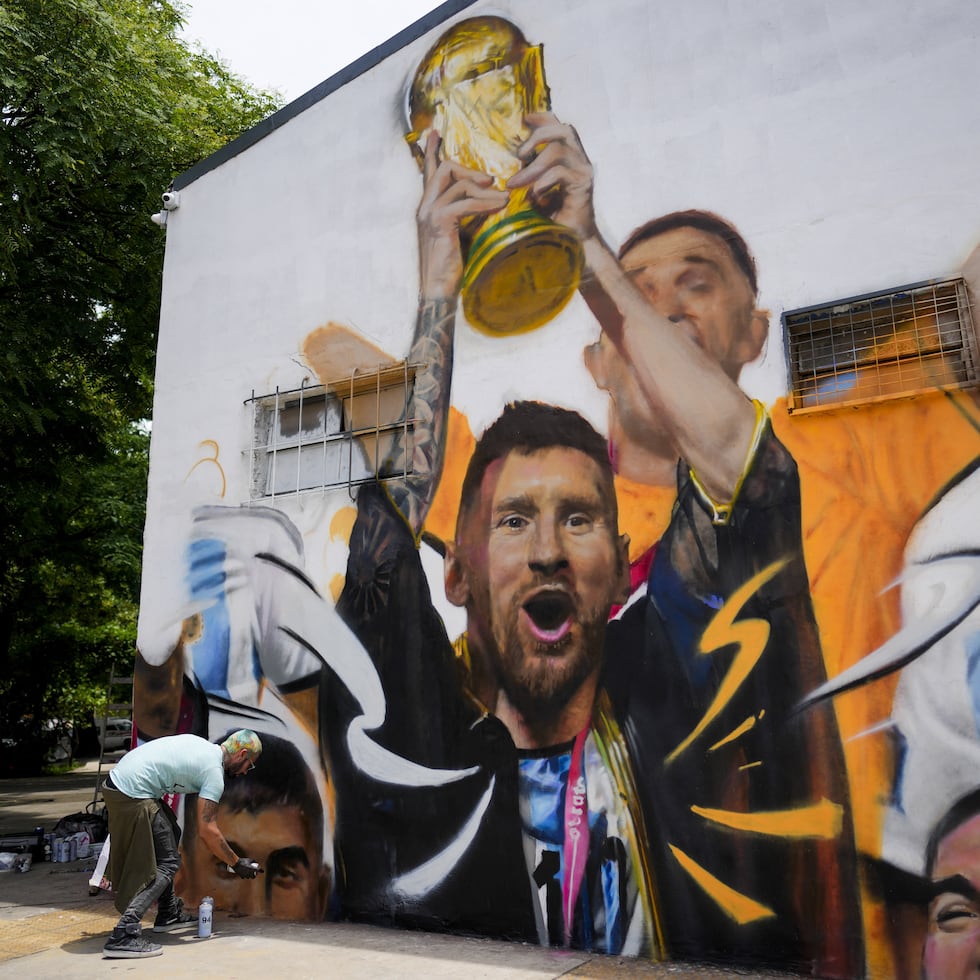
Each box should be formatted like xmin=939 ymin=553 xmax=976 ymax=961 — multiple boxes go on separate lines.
xmin=417 ymin=131 xmax=508 ymax=301
xmin=509 ymin=112 xmax=598 ymax=241
xmin=230 ymin=858 xmax=263 ymax=879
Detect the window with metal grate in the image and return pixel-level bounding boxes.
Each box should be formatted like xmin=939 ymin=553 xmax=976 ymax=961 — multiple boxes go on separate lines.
xmin=782 ymin=278 xmax=978 ymax=413
xmin=245 ymin=363 xmax=418 ymax=499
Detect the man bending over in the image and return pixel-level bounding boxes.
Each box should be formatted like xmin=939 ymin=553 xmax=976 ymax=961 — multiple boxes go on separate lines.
xmin=101 ymin=729 xmax=263 ymax=958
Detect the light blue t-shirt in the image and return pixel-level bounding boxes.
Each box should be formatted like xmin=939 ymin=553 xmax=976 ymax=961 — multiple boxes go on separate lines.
xmin=110 ymin=734 xmax=225 ymax=802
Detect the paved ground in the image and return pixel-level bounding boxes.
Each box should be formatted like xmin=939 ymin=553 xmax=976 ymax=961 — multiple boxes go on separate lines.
xmin=0 ymin=755 xmax=117 ymax=836
xmin=0 ymin=761 xmax=805 ymax=979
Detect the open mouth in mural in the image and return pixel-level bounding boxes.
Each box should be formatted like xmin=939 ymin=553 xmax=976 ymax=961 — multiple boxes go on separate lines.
xmin=521 ymin=591 xmax=574 ymax=644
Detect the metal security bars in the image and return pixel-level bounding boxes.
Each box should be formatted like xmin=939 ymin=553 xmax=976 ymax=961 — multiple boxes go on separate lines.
xmin=245 ymin=362 xmax=419 ymax=500
xmin=783 ymin=278 xmax=978 ymax=413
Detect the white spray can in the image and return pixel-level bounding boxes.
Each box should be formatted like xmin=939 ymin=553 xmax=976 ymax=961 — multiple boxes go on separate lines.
xmin=198 ymin=896 xmax=213 ymax=938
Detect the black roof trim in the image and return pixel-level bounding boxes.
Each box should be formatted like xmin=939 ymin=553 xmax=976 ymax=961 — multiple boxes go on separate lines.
xmin=173 ymin=0 xmax=480 ymax=191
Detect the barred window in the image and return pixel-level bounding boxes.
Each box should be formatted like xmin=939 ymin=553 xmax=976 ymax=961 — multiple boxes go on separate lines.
xmin=246 ymin=363 xmax=418 ymax=499
xmin=783 ymin=278 xmax=978 ymax=413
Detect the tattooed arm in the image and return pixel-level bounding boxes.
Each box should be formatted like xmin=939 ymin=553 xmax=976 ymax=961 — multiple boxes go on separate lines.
xmin=196 ymin=796 xmax=239 ymax=866
xmin=385 ymin=133 xmax=507 ymax=536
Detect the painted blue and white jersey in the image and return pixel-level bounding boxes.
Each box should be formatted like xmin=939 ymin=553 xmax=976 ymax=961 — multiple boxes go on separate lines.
xmin=183 ymin=505 xmax=322 ymax=705
xmin=517 ymin=732 xmax=650 ymax=955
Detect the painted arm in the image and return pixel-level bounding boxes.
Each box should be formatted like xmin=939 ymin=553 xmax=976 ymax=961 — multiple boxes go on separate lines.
xmin=509 ymin=113 xmax=756 ymax=503
xmin=386 ymin=134 xmax=507 ymax=535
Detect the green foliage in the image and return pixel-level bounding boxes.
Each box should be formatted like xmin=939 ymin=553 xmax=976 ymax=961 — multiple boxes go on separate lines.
xmin=0 ymin=0 xmax=282 ymax=754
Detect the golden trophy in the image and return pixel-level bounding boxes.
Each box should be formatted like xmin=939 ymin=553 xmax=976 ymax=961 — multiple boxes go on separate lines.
xmin=406 ymin=16 xmax=584 ymax=336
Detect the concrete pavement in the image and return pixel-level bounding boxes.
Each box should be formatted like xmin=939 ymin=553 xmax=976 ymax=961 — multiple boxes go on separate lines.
xmin=0 ymin=911 xmax=801 ymax=979
xmin=0 ymin=761 xmax=804 ymax=979
xmin=0 ymin=755 xmax=115 ymax=837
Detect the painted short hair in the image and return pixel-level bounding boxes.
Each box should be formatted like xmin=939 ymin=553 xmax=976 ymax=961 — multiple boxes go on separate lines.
xmin=186 ymin=732 xmax=322 ymax=854
xmin=456 ymin=401 xmax=617 ymax=535
xmin=220 ymin=728 xmax=263 ymax=761
xmin=218 ymin=733 xmax=320 ymax=823
xmin=618 ymin=209 xmax=758 ymax=295
xmin=925 ymin=787 xmax=980 ymax=875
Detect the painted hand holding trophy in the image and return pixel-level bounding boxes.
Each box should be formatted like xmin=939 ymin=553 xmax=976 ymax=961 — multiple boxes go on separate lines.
xmin=406 ymin=17 xmax=584 ymax=336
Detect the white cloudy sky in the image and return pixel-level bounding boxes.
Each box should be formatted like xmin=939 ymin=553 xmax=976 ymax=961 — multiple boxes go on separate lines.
xmin=179 ymin=0 xmax=443 ymax=102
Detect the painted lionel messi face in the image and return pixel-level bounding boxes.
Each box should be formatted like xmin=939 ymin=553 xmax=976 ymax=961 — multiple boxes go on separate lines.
xmin=450 ymin=445 xmax=628 ymax=720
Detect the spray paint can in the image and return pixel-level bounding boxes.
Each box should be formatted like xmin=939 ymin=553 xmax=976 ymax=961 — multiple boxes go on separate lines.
xmin=198 ymin=896 xmax=213 ymax=938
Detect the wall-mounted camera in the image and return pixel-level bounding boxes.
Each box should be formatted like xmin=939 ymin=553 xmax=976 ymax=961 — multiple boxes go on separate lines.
xmin=161 ymin=191 xmax=181 ymax=211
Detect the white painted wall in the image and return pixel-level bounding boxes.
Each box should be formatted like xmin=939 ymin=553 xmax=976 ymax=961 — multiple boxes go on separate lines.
xmin=140 ymin=0 xmax=980 ymax=648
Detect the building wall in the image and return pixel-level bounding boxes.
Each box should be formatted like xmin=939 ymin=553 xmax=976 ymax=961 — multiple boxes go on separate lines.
xmin=137 ymin=1 xmax=980 ymax=976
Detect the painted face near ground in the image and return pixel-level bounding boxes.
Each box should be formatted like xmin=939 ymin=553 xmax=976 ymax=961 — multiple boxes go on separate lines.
xmin=183 ymin=805 xmax=324 ymax=921
xmin=585 ymin=226 xmax=765 ymax=458
xmin=454 ymin=447 xmax=627 ymax=723
xmin=924 ymin=811 xmax=980 ymax=979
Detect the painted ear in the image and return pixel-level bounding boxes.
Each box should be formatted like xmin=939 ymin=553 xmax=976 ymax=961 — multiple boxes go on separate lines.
xmin=583 ymin=338 xmax=608 ymax=390
xmin=443 ymin=542 xmax=470 ymax=608
xmin=736 ymin=309 xmax=769 ymax=366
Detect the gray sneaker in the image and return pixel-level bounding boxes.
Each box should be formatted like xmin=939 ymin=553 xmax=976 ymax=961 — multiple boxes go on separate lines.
xmin=154 ymin=897 xmax=198 ymax=932
xmin=103 ymin=923 xmax=163 ymax=958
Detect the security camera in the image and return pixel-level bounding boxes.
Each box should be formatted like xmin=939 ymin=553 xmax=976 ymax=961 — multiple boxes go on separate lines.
xmin=150 ymin=211 xmax=168 ymax=227
xmin=161 ymin=191 xmax=181 ymax=211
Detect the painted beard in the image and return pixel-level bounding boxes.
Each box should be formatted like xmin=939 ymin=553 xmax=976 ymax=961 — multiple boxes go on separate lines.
xmin=491 ymin=592 xmax=607 ymax=727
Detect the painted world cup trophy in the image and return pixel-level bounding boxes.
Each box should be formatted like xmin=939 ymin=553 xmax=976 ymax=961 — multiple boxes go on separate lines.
xmin=406 ymin=16 xmax=584 ymax=336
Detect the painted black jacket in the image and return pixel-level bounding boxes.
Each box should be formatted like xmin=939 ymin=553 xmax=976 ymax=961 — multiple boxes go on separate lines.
xmin=329 ymin=422 xmax=862 ymax=976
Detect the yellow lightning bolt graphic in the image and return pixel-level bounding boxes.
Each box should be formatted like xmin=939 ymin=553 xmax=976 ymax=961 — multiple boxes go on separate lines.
xmin=691 ymin=799 xmax=844 ymax=839
xmin=708 ymin=712 xmax=762 ymax=753
xmin=666 ymin=558 xmax=788 ymax=765
xmin=668 ymin=845 xmax=775 ymax=923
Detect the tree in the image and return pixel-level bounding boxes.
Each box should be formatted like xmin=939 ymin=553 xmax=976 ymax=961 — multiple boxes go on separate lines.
xmin=0 ymin=0 xmax=282 ymax=768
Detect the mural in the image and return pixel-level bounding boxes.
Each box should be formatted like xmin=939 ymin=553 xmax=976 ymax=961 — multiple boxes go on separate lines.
xmin=133 ymin=5 xmax=980 ymax=979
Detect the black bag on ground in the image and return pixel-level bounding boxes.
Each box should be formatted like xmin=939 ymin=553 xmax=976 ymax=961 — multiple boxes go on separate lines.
xmin=51 ymin=809 xmax=107 ymax=843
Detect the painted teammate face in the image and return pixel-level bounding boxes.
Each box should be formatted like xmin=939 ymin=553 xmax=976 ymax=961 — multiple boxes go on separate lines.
xmin=183 ymin=804 xmax=325 ymax=921
xmin=620 ymin=227 xmax=761 ymax=375
xmin=924 ymin=811 xmax=980 ymax=980
xmin=585 ymin=226 xmax=766 ymax=456
xmin=451 ymin=447 xmax=628 ymax=719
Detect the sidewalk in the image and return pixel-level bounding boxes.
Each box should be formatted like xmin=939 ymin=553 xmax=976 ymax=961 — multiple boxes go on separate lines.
xmin=0 ymin=756 xmax=112 ymax=837
xmin=0 ymin=762 xmax=802 ymax=979
xmin=0 ymin=909 xmax=801 ymax=979
xmin=0 ymin=894 xmax=803 ymax=980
